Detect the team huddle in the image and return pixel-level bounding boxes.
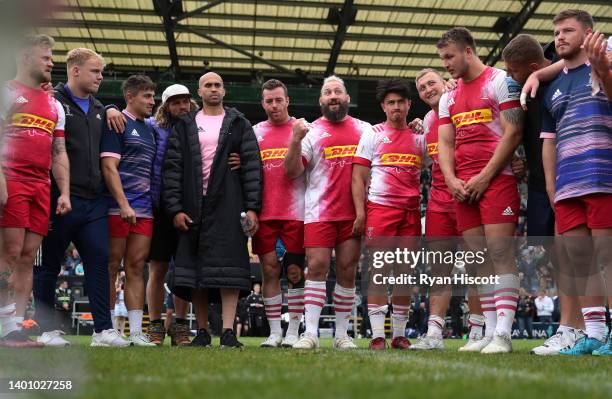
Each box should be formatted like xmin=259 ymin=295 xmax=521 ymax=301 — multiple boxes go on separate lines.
xmin=0 ymin=8 xmax=611 ymax=356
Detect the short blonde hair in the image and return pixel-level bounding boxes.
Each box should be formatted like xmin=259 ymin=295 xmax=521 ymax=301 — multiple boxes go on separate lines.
xmin=66 ymin=48 xmax=105 ymax=69
xmin=415 ymin=68 xmax=444 ymax=86
xmin=19 ymin=34 xmax=54 ymax=51
xmin=321 ymin=75 xmax=346 ymax=94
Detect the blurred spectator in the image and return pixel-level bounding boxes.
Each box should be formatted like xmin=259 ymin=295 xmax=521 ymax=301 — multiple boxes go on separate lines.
xmin=516 ymin=288 xmax=535 ymax=338
xmin=235 ymin=296 xmax=250 ymax=337
xmin=247 ymin=283 xmax=265 ymax=336
xmin=114 ymin=274 xmax=127 ymax=336
xmin=535 ymin=290 xmax=554 ymax=331
xmin=74 ymin=263 xmax=85 ymax=276
xmin=55 ymin=280 xmax=73 ymax=332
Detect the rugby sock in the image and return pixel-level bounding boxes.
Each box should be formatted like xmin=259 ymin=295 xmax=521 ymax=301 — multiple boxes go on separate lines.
xmin=127 ymin=309 xmax=143 ymax=335
xmin=468 ymin=314 xmax=485 ymax=339
xmin=303 ymin=280 xmax=326 ymax=336
xmin=286 ymin=288 xmax=304 ymax=337
xmin=427 ymin=315 xmax=445 ymax=339
xmin=1 ymin=316 xmax=24 ymax=337
xmin=367 ymin=303 xmax=388 ymax=339
xmin=263 ymin=294 xmax=283 ymax=337
xmin=479 ymin=284 xmax=497 ymax=337
xmin=582 ymin=307 xmax=607 ymax=341
xmin=494 ymin=274 xmax=519 ymax=336
xmin=333 ymin=284 xmax=355 ymax=339
xmin=391 ymin=303 xmax=410 ymax=338
xmin=556 ymin=324 xmax=573 ymax=335
xmin=0 ymin=303 xmax=18 ymax=337
xmin=110 ymin=309 xmax=117 ymax=330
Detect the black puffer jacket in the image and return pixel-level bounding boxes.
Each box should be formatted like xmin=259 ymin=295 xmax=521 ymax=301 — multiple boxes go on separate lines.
xmin=162 ymin=107 xmax=262 ymax=301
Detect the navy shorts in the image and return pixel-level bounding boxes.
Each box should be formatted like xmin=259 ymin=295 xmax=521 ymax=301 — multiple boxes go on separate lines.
xmin=527 ymin=188 xmax=555 ymax=242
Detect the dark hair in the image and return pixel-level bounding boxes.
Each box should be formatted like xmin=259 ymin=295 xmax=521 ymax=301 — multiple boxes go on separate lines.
xmin=375 ymin=78 xmax=411 ymax=103
xmin=261 ymin=79 xmax=288 ymax=97
xmin=502 ymin=34 xmax=545 ymax=64
xmin=121 ymin=74 xmax=156 ymax=97
xmin=437 ymin=27 xmax=477 ymax=51
xmin=553 ymin=9 xmax=593 ymax=29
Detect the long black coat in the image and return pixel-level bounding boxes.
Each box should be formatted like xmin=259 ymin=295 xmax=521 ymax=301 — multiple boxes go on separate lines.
xmin=162 ymin=107 xmax=262 ymax=301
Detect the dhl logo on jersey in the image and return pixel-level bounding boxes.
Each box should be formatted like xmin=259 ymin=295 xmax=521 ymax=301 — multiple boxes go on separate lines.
xmin=10 ymin=113 xmax=56 ymax=136
xmin=451 ymin=108 xmax=493 ymax=128
xmin=324 ymin=145 xmax=357 ymax=159
xmin=260 ymin=148 xmax=288 ymax=161
xmin=427 ymin=143 xmax=438 ymax=156
xmin=380 ymin=153 xmax=422 ymax=166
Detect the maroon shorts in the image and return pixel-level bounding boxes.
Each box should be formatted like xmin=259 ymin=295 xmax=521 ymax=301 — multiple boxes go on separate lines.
xmin=0 ymin=179 xmax=50 ymax=236
xmin=555 ymin=193 xmax=612 ymax=234
xmin=252 ymin=220 xmax=305 ymax=255
xmin=108 ymin=215 xmax=153 ymax=238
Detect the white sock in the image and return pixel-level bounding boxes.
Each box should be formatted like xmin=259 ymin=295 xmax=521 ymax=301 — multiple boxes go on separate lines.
xmin=2 ymin=316 xmax=23 ymax=337
xmin=556 ymin=324 xmax=573 ymax=335
xmin=391 ymin=303 xmax=410 ymax=338
xmin=582 ymin=307 xmax=607 ymax=341
xmin=110 ymin=310 xmax=117 ymax=330
xmin=263 ymin=294 xmax=283 ymax=337
xmin=468 ymin=314 xmax=485 ymax=339
xmin=427 ymin=315 xmax=445 ymax=338
xmin=127 ymin=309 xmax=143 ymax=335
xmin=494 ymin=274 xmax=519 ymax=336
xmin=368 ymin=304 xmax=388 ymax=339
xmin=0 ymin=303 xmax=18 ymax=337
xmin=479 ymin=284 xmax=497 ymax=337
xmin=286 ymin=288 xmax=304 ymax=337
xmin=303 ymin=280 xmax=326 ymax=336
xmin=333 ymin=284 xmax=355 ymax=339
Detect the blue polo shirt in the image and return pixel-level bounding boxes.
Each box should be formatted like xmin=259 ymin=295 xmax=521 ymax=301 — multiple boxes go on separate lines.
xmin=100 ymin=110 xmax=156 ymax=218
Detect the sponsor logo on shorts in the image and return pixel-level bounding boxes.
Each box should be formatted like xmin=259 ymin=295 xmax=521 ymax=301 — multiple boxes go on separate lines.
xmin=427 ymin=142 xmax=438 ymax=156
xmin=11 ymin=113 xmax=56 ymax=135
xmin=323 ymin=145 xmax=357 ymax=159
xmin=260 ymin=147 xmax=288 ymax=161
xmin=451 ymin=108 xmax=493 ymax=127
xmin=502 ymin=206 xmax=514 ymax=216
xmin=379 ymin=153 xmax=422 ymax=166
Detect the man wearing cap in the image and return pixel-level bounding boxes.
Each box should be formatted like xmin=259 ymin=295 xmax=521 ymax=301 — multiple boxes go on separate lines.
xmin=144 ymin=84 xmax=241 ymax=346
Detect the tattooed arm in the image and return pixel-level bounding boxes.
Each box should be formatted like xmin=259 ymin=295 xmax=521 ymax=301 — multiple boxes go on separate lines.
xmin=52 ymin=137 xmax=72 ymax=215
xmin=464 ymin=106 xmax=524 ymax=203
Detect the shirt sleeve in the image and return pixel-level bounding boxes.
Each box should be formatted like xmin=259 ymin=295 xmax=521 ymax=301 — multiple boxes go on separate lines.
xmin=353 ymin=127 xmax=376 ymax=167
xmin=415 ymin=133 xmax=431 ymax=168
xmin=53 ymin=99 xmax=65 ymax=138
xmin=540 ymin=97 xmax=556 ymax=139
xmin=0 ymin=85 xmax=11 ymax=122
xmin=100 ymin=123 xmax=123 ymax=159
xmin=438 ymin=92 xmax=453 ymax=125
xmin=493 ymin=72 xmax=522 ymax=111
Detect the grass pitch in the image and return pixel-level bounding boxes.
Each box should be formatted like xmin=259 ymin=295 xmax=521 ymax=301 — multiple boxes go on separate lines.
xmin=1 ymin=336 xmax=611 ymax=399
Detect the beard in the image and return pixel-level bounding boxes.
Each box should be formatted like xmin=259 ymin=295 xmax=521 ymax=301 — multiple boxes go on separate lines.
xmin=557 ymin=43 xmax=582 ymax=60
xmin=321 ymin=101 xmax=349 ymax=122
xmin=32 ymin=69 xmax=51 ymax=85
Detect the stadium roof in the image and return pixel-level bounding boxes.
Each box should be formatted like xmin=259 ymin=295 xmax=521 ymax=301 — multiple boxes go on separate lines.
xmin=40 ymin=0 xmax=612 ymax=81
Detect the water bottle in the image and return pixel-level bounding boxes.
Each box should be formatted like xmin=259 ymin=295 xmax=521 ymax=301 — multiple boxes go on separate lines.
xmin=240 ymin=212 xmax=253 ymax=237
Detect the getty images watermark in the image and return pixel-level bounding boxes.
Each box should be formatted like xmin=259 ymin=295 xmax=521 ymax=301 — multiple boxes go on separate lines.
xmin=370 ymin=247 xmax=500 ymax=286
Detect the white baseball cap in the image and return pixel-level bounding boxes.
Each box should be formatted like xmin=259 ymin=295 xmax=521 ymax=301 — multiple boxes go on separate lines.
xmin=161 ymin=84 xmax=191 ymax=104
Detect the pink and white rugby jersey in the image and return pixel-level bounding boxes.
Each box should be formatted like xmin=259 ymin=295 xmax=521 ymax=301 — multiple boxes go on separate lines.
xmin=253 ymin=117 xmax=305 ymax=221
xmin=438 ymin=66 xmax=521 ymax=181
xmin=423 ymin=109 xmax=455 ymax=213
xmin=301 ymin=116 xmax=372 ymax=223
xmin=353 ymin=122 xmax=424 ymax=210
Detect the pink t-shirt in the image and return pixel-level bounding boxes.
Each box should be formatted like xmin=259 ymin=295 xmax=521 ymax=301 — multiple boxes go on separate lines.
xmin=195 ymin=111 xmax=225 ymax=195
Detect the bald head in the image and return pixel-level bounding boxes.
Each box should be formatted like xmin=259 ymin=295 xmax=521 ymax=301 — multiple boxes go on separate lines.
xmin=198 ymin=71 xmax=225 ymax=107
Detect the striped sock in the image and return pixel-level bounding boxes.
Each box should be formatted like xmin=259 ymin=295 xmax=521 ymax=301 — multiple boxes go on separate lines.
xmin=494 ymin=274 xmax=519 ymax=336
xmin=333 ymin=284 xmax=355 ymax=339
xmin=391 ymin=303 xmax=410 ymax=338
xmin=582 ymin=306 xmax=607 ymax=341
xmin=286 ymin=288 xmax=304 ymax=337
xmin=303 ymin=280 xmax=327 ymax=336
xmin=479 ymin=284 xmax=497 ymax=337
xmin=468 ymin=314 xmax=485 ymax=339
xmin=264 ymin=294 xmax=283 ymax=336
xmin=427 ymin=315 xmax=445 ymax=338
xmin=367 ymin=303 xmax=388 ymax=339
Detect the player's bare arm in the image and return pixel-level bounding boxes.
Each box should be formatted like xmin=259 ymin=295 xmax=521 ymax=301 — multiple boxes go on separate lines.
xmin=465 ymin=107 xmax=524 ymax=203
xmin=51 ymin=136 xmax=71 ymax=215
xmin=284 ymin=118 xmax=308 ymax=178
xmin=438 ymin=123 xmax=467 ymax=202
xmin=101 ymin=157 xmax=136 ymax=224
xmin=351 ymin=164 xmax=370 ymax=236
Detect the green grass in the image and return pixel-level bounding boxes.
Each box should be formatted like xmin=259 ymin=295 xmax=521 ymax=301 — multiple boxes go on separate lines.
xmin=1 ymin=336 xmax=611 ymax=399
